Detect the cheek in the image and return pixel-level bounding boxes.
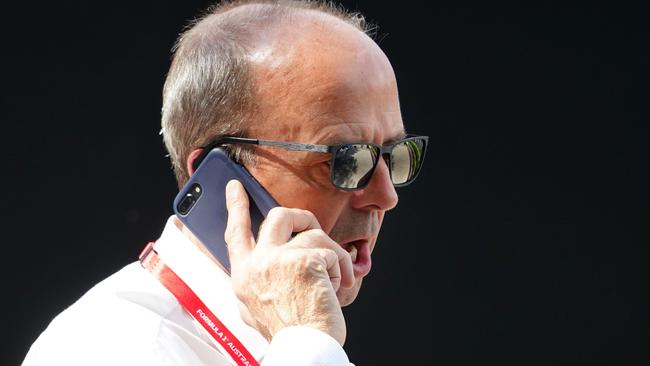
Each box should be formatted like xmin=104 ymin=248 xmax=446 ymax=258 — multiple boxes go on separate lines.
xmin=259 ymin=174 xmax=347 ymax=231
xmin=250 ymin=158 xmax=349 ymax=231
xmin=283 ymin=188 xmax=348 ymax=233
xmin=305 ymin=198 xmax=348 ymax=233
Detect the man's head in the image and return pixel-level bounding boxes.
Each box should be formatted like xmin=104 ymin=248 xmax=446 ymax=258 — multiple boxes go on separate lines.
xmin=162 ymin=0 xmax=405 ymax=306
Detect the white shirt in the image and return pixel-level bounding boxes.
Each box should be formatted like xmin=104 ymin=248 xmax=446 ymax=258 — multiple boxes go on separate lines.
xmin=23 ymin=216 xmax=352 ymax=365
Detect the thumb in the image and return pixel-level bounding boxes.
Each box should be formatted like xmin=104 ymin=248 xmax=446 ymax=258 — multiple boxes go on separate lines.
xmin=224 ymin=179 xmax=255 ymax=272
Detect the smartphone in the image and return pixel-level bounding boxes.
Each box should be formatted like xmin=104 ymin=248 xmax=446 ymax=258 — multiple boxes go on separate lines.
xmin=173 ymin=148 xmax=278 ymax=274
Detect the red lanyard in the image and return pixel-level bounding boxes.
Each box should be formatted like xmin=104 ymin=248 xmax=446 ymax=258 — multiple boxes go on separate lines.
xmin=139 ymin=242 xmax=260 ymax=366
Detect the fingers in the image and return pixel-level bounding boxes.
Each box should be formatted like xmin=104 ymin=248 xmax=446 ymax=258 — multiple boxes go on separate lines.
xmin=291 ymin=230 xmax=355 ymax=290
xmin=225 ymin=180 xmax=256 ymax=270
xmin=333 ymin=246 xmax=355 ymax=290
xmin=224 ymin=191 xmax=351 ymax=345
xmin=257 ymin=207 xmax=321 ymax=246
xmin=314 ymin=247 xmax=342 ymax=292
xmin=226 ymin=186 xmax=354 ymax=290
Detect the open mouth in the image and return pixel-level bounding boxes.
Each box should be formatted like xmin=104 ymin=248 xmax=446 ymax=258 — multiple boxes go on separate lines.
xmin=343 ymin=241 xmax=360 ymax=262
xmin=342 ymin=239 xmax=372 ymax=277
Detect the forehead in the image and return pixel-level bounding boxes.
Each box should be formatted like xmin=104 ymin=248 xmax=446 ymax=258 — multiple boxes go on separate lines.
xmin=248 ymin=11 xmax=404 ymax=145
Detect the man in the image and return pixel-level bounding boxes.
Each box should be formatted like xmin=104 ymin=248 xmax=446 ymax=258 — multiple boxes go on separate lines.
xmin=23 ymin=1 xmax=427 ymax=365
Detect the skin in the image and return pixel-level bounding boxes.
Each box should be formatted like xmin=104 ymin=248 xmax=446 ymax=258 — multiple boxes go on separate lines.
xmin=248 ymin=11 xmax=403 ymax=303
xmin=185 ymin=10 xmax=404 ymax=345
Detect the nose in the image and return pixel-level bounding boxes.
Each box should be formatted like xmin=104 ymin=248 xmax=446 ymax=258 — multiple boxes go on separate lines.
xmin=350 ymin=157 xmax=399 ymax=211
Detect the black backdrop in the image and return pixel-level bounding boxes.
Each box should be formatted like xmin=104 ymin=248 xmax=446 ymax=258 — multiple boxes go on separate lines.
xmin=3 ymin=1 xmax=649 ymax=365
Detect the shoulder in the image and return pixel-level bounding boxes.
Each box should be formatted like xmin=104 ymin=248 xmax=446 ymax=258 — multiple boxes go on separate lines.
xmin=23 ymin=262 xmax=226 ymax=366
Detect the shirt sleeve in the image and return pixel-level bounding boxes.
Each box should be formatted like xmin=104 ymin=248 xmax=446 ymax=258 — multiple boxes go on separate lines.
xmin=261 ymin=326 xmax=354 ymax=366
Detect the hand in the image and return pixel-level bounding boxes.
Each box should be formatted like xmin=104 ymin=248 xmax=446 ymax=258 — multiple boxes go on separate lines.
xmin=224 ymin=180 xmax=354 ymax=345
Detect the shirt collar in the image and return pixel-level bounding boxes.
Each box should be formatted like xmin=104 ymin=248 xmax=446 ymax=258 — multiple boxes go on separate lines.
xmin=153 ymin=216 xmax=269 ymax=359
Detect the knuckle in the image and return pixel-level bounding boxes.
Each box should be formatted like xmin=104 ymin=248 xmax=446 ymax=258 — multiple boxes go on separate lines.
xmin=296 ymin=208 xmax=316 ymax=219
xmin=224 ymin=222 xmax=236 ymax=241
xmin=319 ymin=248 xmax=337 ymax=262
xmin=302 ymin=228 xmax=328 ymax=242
xmin=234 ymin=286 xmax=252 ymax=304
xmin=267 ymin=207 xmax=288 ymax=221
xmin=232 ymin=273 xmax=256 ymax=302
xmin=292 ymin=249 xmax=330 ymax=273
xmin=228 ymin=191 xmax=249 ymax=210
xmin=272 ymin=250 xmax=310 ymax=275
xmin=312 ymin=228 xmax=327 ymax=237
xmin=277 ymin=249 xmax=303 ymax=266
xmin=262 ymin=207 xmax=288 ymax=230
xmin=307 ymin=250 xmax=331 ymax=273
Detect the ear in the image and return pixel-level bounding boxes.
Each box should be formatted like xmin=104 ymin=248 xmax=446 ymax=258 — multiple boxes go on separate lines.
xmin=186 ymin=148 xmax=205 ymax=176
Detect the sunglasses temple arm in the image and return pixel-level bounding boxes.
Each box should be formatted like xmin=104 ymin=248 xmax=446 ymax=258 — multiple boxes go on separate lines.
xmin=255 ymin=139 xmax=330 ymax=153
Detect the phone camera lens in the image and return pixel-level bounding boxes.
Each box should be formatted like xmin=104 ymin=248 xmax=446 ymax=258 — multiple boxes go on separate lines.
xmin=177 ymin=195 xmax=194 ymax=215
xmin=177 ymin=183 xmax=202 ymax=215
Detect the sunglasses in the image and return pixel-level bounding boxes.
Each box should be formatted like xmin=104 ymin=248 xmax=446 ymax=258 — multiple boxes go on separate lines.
xmin=197 ymin=135 xmax=428 ymax=191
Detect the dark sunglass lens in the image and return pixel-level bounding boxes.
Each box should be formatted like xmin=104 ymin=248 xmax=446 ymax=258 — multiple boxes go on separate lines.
xmin=391 ymin=139 xmax=425 ymax=185
xmin=332 ymin=144 xmax=378 ymax=189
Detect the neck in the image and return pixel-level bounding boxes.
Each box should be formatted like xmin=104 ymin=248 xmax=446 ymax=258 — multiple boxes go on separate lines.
xmin=173 ymin=216 xmax=229 ymax=273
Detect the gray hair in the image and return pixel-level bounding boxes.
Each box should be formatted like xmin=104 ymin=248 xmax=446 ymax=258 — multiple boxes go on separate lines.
xmin=160 ymin=0 xmax=373 ymax=187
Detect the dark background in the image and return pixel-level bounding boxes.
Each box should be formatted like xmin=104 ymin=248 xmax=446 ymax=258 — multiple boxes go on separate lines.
xmin=3 ymin=1 xmax=648 ymax=365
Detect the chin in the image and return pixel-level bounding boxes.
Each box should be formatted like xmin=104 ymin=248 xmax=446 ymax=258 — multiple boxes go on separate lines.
xmin=337 ymin=278 xmax=363 ymax=307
